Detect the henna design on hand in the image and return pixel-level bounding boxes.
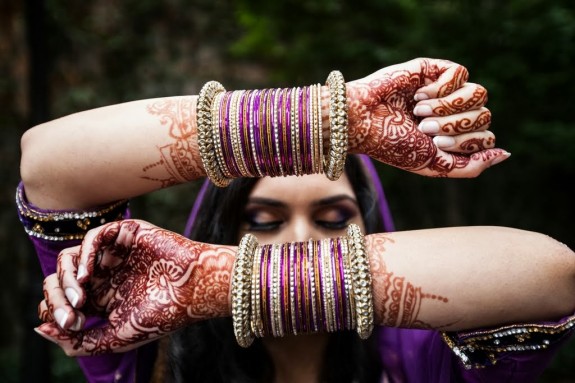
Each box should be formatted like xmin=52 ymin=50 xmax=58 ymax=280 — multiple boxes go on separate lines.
xmin=347 ymin=59 xmax=498 ymax=177
xmin=39 ymin=220 xmax=235 ymax=356
xmin=366 ymin=235 xmax=448 ymax=329
xmin=347 ymin=68 xmax=438 ymax=171
xmin=143 ymin=97 xmax=204 ymax=187
xmin=441 ymin=109 xmax=491 ymax=134
xmin=432 ymin=86 xmax=487 ymax=116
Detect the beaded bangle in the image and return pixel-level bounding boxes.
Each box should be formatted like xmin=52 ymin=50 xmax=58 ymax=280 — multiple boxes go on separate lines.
xmin=347 ymin=223 xmax=374 ymax=339
xmin=324 ymin=70 xmax=348 ymax=181
xmin=197 ymin=81 xmax=231 ymax=187
xmin=232 ymin=233 xmax=259 ymax=347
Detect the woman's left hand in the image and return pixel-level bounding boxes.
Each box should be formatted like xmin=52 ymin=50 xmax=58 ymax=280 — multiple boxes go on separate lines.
xmin=35 ymin=219 xmax=235 ymax=356
xmin=347 ymin=58 xmax=508 ymax=177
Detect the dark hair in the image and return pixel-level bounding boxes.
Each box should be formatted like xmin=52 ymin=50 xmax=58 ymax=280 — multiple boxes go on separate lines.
xmin=167 ymin=155 xmax=384 ymax=383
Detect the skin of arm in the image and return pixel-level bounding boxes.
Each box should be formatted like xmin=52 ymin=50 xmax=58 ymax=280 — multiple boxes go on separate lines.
xmin=20 ymin=58 xmax=506 ymax=210
xmin=37 ymin=221 xmax=575 ymax=356
xmin=368 ymin=226 xmax=575 ymax=331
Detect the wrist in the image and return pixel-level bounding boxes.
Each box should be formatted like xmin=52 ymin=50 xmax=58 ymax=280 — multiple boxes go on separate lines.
xmin=183 ymin=242 xmax=236 ymax=320
xmin=344 ymin=82 xmax=364 ymax=155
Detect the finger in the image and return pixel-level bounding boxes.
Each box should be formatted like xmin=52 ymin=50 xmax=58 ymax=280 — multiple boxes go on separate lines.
xmin=411 ymin=148 xmax=510 ymax=178
xmin=34 ymin=321 xmax=155 ymax=357
xmin=418 ymin=108 xmax=491 ymax=136
xmin=57 ymin=246 xmax=84 ymax=308
xmin=38 ymin=299 xmax=52 ymax=322
xmin=434 ymin=148 xmax=510 ymax=178
xmin=43 ymin=273 xmax=77 ymax=330
xmin=77 ymin=222 xmax=121 ymax=282
xmin=433 ymin=131 xmax=496 ymax=153
xmin=415 ymin=59 xmax=469 ymax=99
xmin=414 ymin=83 xmax=487 ymax=117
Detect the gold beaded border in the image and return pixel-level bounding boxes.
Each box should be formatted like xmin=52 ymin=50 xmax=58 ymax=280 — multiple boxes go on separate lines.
xmin=232 ymin=233 xmax=259 ymax=347
xmin=197 ymin=81 xmax=231 ymax=187
xmin=324 ymin=70 xmax=348 ymax=181
xmin=347 ymin=223 xmax=374 ymax=339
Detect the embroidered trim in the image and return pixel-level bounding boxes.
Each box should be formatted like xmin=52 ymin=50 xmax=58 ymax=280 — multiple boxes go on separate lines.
xmin=15 ymin=182 xmax=128 ymax=241
xmin=441 ymin=313 xmax=575 ymax=369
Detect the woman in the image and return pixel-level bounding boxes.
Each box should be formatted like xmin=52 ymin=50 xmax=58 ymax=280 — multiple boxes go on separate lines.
xmin=18 ymin=58 xmax=575 ymax=382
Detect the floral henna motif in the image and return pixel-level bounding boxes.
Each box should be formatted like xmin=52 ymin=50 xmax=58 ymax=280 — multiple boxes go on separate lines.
xmin=348 ymin=71 xmax=437 ymax=171
xmin=46 ymin=220 xmax=235 ymax=355
xmin=365 ymin=235 xmax=448 ymax=329
xmin=143 ymin=97 xmax=204 ymax=187
xmin=347 ymin=59 xmax=495 ymax=177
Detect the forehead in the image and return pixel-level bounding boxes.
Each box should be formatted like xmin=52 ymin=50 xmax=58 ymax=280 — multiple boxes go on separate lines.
xmin=249 ymin=173 xmax=355 ymax=201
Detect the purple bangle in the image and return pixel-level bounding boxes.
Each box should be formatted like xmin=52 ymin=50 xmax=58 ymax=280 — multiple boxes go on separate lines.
xmin=316 ymin=239 xmax=326 ymax=331
xmin=299 ymin=87 xmax=308 ymax=174
xmin=337 ymin=238 xmax=348 ymax=330
xmin=238 ymin=90 xmax=254 ymax=177
xmin=279 ymin=243 xmax=286 ymax=335
xmin=331 ymin=238 xmax=341 ymax=331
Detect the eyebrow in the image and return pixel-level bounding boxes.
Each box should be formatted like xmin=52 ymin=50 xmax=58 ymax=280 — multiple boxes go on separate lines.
xmin=247 ymin=194 xmax=359 ymax=208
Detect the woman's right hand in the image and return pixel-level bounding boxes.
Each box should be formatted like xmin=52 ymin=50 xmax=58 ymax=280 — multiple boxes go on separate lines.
xmin=347 ymin=58 xmax=509 ymax=177
xmin=35 ymin=219 xmax=235 ymax=356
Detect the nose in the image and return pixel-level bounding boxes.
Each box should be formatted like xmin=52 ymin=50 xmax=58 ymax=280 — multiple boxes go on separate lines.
xmin=287 ymin=215 xmax=322 ymax=243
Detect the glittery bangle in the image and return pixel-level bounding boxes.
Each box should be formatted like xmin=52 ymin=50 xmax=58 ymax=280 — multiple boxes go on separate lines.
xmin=347 ymin=223 xmax=374 ymax=339
xmin=324 ymin=70 xmax=348 ymax=181
xmin=197 ymin=81 xmax=231 ymax=187
xmin=232 ymin=233 xmax=259 ymax=347
xmin=15 ymin=183 xmax=128 ymax=241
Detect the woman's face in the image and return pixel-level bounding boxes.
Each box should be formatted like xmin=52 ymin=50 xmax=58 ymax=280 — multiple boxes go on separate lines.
xmin=239 ymin=173 xmax=365 ymax=244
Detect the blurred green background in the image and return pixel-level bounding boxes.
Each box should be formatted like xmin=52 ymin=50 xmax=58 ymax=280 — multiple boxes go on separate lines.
xmin=1 ymin=0 xmax=574 ymax=382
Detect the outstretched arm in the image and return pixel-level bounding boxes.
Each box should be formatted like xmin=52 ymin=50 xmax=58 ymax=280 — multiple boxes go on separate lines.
xmin=20 ymin=58 xmax=507 ymax=210
xmin=36 ymin=220 xmax=574 ymax=356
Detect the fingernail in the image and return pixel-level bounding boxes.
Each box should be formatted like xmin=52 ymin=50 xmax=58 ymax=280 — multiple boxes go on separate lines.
xmin=34 ymin=327 xmax=59 ymax=345
xmin=70 ymin=316 xmax=83 ymax=331
xmin=54 ymin=308 xmax=69 ymax=329
xmin=418 ymin=120 xmax=440 ymax=134
xmin=413 ymin=104 xmax=433 ymax=116
xmin=433 ymin=136 xmax=456 ymax=148
xmin=65 ymin=287 xmax=79 ymax=308
xmin=414 ymin=93 xmax=429 ymax=101
xmin=77 ymin=264 xmax=87 ymax=280
xmin=490 ymin=151 xmax=511 ymax=166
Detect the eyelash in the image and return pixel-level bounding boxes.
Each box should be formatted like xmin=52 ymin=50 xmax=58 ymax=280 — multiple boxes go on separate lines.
xmin=245 ymin=217 xmax=350 ymax=232
xmin=316 ymin=218 xmax=349 ymax=230
xmin=246 ymin=219 xmax=283 ymax=232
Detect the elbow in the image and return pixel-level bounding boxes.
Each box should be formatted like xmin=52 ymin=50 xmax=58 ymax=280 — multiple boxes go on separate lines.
xmin=20 ymin=126 xmax=48 ymax=193
xmin=550 ymin=239 xmax=575 ymax=317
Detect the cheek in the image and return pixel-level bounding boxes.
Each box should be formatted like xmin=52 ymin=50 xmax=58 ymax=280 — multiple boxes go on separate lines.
xmin=351 ymin=216 xmax=367 ymax=234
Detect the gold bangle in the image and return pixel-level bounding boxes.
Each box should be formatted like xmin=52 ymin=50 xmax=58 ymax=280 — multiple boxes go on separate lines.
xmin=324 ymin=71 xmax=348 ymax=181
xmin=197 ymin=81 xmax=231 ymax=187
xmin=232 ymin=233 xmax=259 ymax=347
xmin=347 ymin=223 xmax=374 ymax=339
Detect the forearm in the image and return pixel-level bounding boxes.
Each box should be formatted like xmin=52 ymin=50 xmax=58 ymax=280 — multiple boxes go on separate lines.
xmin=20 ymin=96 xmax=206 ymax=209
xmin=367 ymin=226 xmax=575 ymax=331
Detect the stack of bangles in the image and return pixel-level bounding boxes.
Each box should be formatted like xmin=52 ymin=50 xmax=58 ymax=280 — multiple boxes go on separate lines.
xmin=196 ymin=70 xmax=348 ymax=186
xmin=231 ymin=223 xmax=374 ymax=348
